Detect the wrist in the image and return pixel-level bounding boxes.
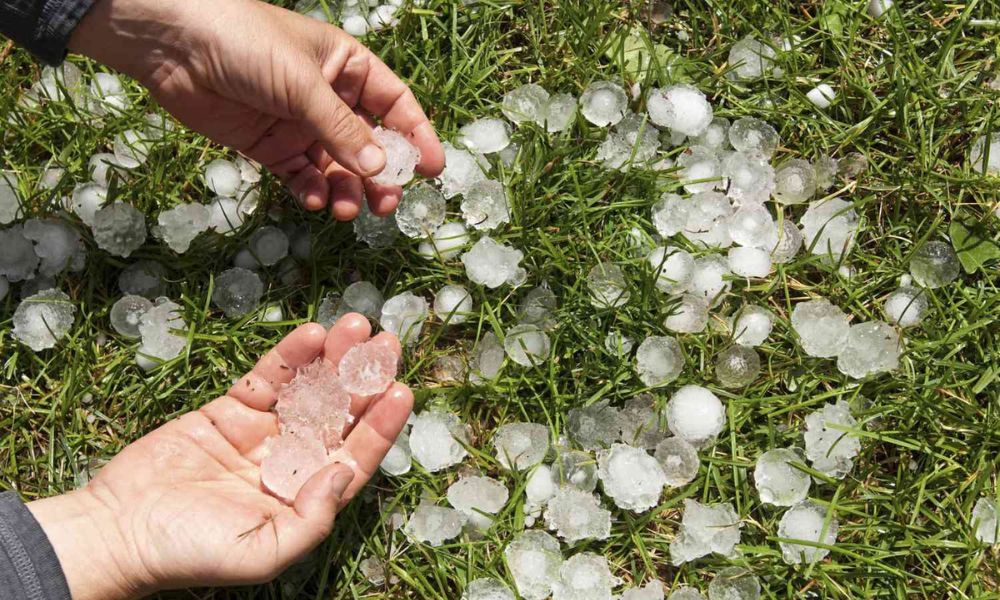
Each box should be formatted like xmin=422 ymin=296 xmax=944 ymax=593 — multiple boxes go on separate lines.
xmin=67 ymin=0 xmax=191 ymax=83
xmin=28 ymin=489 xmax=156 ymax=600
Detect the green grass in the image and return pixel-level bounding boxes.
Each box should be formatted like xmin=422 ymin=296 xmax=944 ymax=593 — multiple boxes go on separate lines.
xmin=2 ymin=0 xmax=1000 ymax=597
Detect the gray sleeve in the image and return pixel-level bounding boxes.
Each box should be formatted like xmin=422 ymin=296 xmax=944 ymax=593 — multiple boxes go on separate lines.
xmin=0 ymin=492 xmax=72 ymax=600
xmin=0 ymin=0 xmax=99 ymax=65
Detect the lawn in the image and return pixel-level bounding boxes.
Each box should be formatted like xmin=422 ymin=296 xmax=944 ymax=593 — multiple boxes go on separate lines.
xmin=1 ymin=0 xmax=999 ymax=598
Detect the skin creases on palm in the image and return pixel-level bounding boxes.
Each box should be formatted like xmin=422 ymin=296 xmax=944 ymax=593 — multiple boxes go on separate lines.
xmin=79 ymin=316 xmax=411 ymax=589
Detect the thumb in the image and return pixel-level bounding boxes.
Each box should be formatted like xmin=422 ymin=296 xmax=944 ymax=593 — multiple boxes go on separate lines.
xmin=298 ymin=70 xmax=386 ymax=177
xmin=293 ymin=462 xmax=355 ymax=531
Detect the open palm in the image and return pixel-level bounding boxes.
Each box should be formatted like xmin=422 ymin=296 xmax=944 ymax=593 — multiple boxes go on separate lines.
xmin=82 ymin=315 xmax=410 ymax=592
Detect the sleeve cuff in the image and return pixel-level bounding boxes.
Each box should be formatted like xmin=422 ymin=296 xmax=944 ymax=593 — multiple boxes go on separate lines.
xmin=0 ymin=0 xmax=100 ymax=65
xmin=0 ymin=491 xmax=72 ymax=600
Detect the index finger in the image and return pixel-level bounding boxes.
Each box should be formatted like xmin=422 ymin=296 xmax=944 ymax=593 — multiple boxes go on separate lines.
xmin=333 ymin=44 xmax=445 ymax=177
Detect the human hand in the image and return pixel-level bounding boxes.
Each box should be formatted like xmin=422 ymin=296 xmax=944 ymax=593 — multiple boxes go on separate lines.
xmin=68 ymin=0 xmax=445 ymax=220
xmin=28 ymin=315 xmax=411 ymax=600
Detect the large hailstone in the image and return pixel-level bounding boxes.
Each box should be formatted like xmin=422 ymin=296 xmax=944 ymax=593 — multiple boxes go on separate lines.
xmin=13 ymin=289 xmax=76 ymax=351
xmin=753 ymin=447 xmax=811 ymax=506
xmin=618 ymin=394 xmax=668 ymax=449
xmin=504 ymin=530 xmax=563 ymax=600
xmin=543 ymin=486 xmax=611 ymax=542
xmin=654 ymin=437 xmax=700 ymax=487
xmin=790 ymin=297 xmax=850 ymax=358
xmin=803 ymin=400 xmax=861 ymax=479
xmin=666 ymin=385 xmax=726 ymax=448
xmin=566 ymin=400 xmax=621 ymax=451
xmin=579 ymin=80 xmax=628 ymax=127
xmin=651 ymin=193 xmax=690 ymax=238
xmin=970 ymin=133 xmax=1000 ymax=175
xmin=0 ymin=225 xmax=40 ymax=282
xmin=155 ymin=204 xmax=211 ymax=253
xmin=883 ymin=285 xmax=927 ymax=328
xmin=688 ymin=255 xmax=732 ymax=307
xmin=909 ymin=240 xmax=960 ymax=289
xmin=777 ymin=500 xmax=839 ymax=564
xmin=370 ymin=126 xmax=420 ymax=186
xmin=0 ymin=171 xmax=22 ymax=224
xmin=493 ymin=422 xmax=550 ymax=470
xmin=502 ymin=83 xmax=550 ymax=124
xmin=433 ymin=284 xmax=474 ymax=324
xmin=461 ymin=179 xmax=510 ymax=231
xmin=647 ymin=246 xmax=694 ymax=294
xmin=972 ymin=497 xmax=998 ymax=544
xmin=403 ymin=503 xmax=467 ymax=546
xmin=587 ymin=262 xmax=630 ymax=308
xmin=503 ymin=324 xmax=551 ymax=366
xmin=463 ymin=578 xmax=515 ymax=600
xmin=597 ymin=443 xmax=667 ymax=512
xmin=772 ymin=158 xmax=817 ymax=205
xmin=727 ymin=35 xmax=776 ymax=80
xmin=22 ymin=218 xmax=84 ymax=277
xmin=408 ymin=410 xmax=471 ymax=472
xmin=461 ymin=236 xmax=525 ymax=288
xmin=396 ymin=183 xmax=446 ymax=238
xmin=212 ymin=267 xmax=264 ymax=318
xmin=202 ymin=158 xmax=243 ymax=197
xmin=707 ymin=567 xmax=760 ymax=600
xmin=379 ymin=291 xmax=429 ymax=345
xmin=799 ymin=198 xmax=858 ymax=259
xmin=419 ymin=222 xmax=471 ymax=260
xmin=353 ymin=202 xmax=398 ymax=248
xmin=670 ymin=499 xmax=742 ymax=565
xmin=634 ymin=335 xmax=684 ymax=387
xmin=714 ymin=345 xmax=761 ymax=388
xmin=91 ymin=202 xmax=146 ymax=257
xmin=458 ymin=118 xmax=511 ymax=154
xmin=446 ymin=475 xmax=509 ymax=531
xmin=646 ymin=84 xmax=714 ymax=136
xmin=731 ymin=305 xmax=774 ymax=347
xmin=836 ymin=321 xmax=901 ymax=379
xmin=663 ymin=294 xmax=710 ymax=334
xmin=438 ymin=142 xmax=488 ymax=199
xmin=551 ymin=552 xmax=618 ymax=600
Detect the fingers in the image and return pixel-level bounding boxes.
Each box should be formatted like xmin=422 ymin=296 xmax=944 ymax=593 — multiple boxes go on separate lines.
xmin=323 ymin=315 xmax=402 ymax=432
xmin=293 ymin=463 xmax=355 ymax=522
xmin=342 ymin=50 xmax=445 ymax=177
xmin=200 ymin=395 xmax=279 ymax=456
xmin=269 ymin=154 xmax=312 ymax=179
xmin=334 ymin=382 xmax=413 ymax=504
xmin=322 ymin=313 xmax=373 ymax=367
xmin=320 ymin=159 xmax=402 ymax=220
xmin=243 ymin=120 xmax=314 ymax=169
xmin=228 ymin=323 xmax=328 ymax=411
xmin=409 ymin=122 xmax=446 ymax=178
xmin=363 ymin=179 xmax=403 ymax=216
xmin=298 ymin=68 xmax=386 ymax=178
xmin=274 ymin=463 xmax=355 ymax=560
xmin=325 ymin=162 xmax=365 ymax=221
xmin=287 ymin=165 xmax=330 ymax=211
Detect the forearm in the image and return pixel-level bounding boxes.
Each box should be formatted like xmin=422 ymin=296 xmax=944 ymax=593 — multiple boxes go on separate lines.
xmin=27 ymin=490 xmax=152 ymax=600
xmin=66 ymin=0 xmax=191 ymax=82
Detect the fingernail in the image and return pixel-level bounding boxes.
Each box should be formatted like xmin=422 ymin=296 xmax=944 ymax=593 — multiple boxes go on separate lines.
xmin=330 ymin=469 xmax=355 ymax=497
xmin=357 ymin=144 xmax=385 ymax=174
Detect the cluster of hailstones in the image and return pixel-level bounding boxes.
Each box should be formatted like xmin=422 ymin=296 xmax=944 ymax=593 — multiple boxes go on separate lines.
xmin=2 ymin=26 xmax=998 ymax=600
xmin=295 ymin=0 xmax=415 ymax=37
